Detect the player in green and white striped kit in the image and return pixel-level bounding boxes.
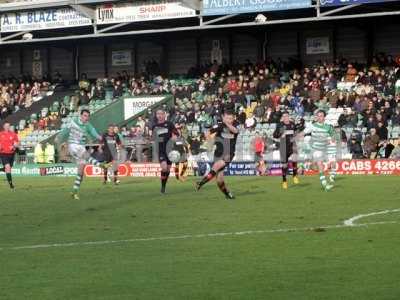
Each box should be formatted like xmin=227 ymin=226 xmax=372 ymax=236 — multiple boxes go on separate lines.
xmin=57 ymin=109 xmax=110 ymax=200
xmin=306 ymin=110 xmax=335 ymax=191
xmin=326 ymin=127 xmax=341 ymax=183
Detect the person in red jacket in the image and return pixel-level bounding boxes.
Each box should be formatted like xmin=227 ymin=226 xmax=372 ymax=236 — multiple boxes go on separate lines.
xmin=253 ymin=132 xmax=266 ymax=175
xmin=0 ymin=122 xmax=19 ymax=189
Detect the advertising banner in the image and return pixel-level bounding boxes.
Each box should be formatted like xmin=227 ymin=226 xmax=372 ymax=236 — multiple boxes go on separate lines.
xmin=303 ymin=159 xmax=400 ymax=175
xmin=97 ymin=2 xmax=196 ymax=25
xmin=3 ymin=160 xmax=400 ymax=177
xmin=0 ymin=8 xmax=92 ymax=33
xmin=112 ymin=50 xmax=132 ymax=66
xmin=306 ymin=37 xmax=330 ymax=54
xmin=123 ymin=96 xmax=165 ymax=120
xmin=320 ymin=0 xmax=398 ymax=6
xmin=0 ymin=164 xmax=78 ymax=177
xmin=203 ymin=0 xmax=311 ymax=16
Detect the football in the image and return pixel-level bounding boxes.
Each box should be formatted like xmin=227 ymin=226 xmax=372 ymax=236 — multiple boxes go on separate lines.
xmin=168 ymin=150 xmax=181 ymax=163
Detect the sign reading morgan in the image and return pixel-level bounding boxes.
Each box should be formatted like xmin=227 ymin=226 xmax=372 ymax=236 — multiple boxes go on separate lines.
xmin=123 ymin=96 xmax=165 ymax=120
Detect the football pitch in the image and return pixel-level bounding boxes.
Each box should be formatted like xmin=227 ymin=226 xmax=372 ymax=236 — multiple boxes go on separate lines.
xmin=0 ymin=175 xmax=399 ymax=300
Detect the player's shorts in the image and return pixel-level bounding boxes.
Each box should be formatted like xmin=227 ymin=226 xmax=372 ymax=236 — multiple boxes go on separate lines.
xmin=327 ymin=153 xmax=337 ymax=163
xmin=103 ymin=152 xmax=114 ymax=164
xmin=68 ymin=144 xmax=90 ymax=164
xmin=280 ymin=147 xmax=295 ymax=164
xmin=159 ymin=150 xmax=172 ymax=165
xmin=0 ymin=153 xmax=15 ymax=167
xmin=255 ymin=152 xmax=264 ymax=161
xmin=214 ymin=150 xmax=235 ymax=164
xmin=312 ymin=150 xmax=327 ymax=162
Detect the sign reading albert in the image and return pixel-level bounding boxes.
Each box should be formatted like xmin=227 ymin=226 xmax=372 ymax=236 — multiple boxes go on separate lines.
xmin=0 ymin=8 xmax=91 ymax=33
xmin=203 ymin=0 xmax=311 ymax=16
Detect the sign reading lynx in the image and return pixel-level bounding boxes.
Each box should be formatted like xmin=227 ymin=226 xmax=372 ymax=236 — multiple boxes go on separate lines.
xmin=0 ymin=8 xmax=91 ymax=33
xmin=97 ymin=2 xmax=196 ymax=25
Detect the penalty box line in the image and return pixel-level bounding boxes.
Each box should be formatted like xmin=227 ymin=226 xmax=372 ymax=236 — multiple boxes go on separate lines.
xmin=0 ymin=220 xmax=397 ymax=252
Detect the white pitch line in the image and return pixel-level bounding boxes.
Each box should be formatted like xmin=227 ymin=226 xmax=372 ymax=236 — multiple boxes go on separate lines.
xmin=0 ymin=220 xmax=397 ymax=252
xmin=343 ymin=208 xmax=400 ymax=226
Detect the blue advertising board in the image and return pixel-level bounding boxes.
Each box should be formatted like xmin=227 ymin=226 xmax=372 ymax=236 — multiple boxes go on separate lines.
xmin=202 ymin=0 xmax=312 ymax=16
xmin=320 ymin=0 xmax=398 ymax=6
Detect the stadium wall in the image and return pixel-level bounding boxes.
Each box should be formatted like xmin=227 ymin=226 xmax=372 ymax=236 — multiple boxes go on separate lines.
xmin=1 ymin=20 xmax=400 ymax=79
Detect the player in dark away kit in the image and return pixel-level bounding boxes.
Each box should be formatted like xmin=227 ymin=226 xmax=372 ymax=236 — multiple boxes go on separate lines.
xmin=102 ymin=124 xmax=122 ymax=185
xmin=196 ymin=110 xmax=238 ymax=199
xmin=152 ymin=109 xmax=178 ymax=194
xmin=172 ymin=123 xmax=189 ymax=182
xmin=273 ymin=112 xmax=303 ymax=189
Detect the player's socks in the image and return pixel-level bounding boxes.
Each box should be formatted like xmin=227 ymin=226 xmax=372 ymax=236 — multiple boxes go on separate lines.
xmin=175 ymin=165 xmax=180 ymax=180
xmin=282 ymin=166 xmax=288 ymax=183
xmin=103 ymin=168 xmax=108 ymax=184
xmin=6 ymin=173 xmax=14 ymax=189
xmin=160 ymin=171 xmax=170 ymax=193
xmin=113 ymin=171 xmax=120 ymax=185
xmin=73 ymin=174 xmax=83 ymax=193
xmin=319 ymin=172 xmax=327 ymax=188
xmin=217 ymin=181 xmax=234 ymax=199
xmin=329 ymin=169 xmax=336 ymax=182
xmin=197 ymin=170 xmax=217 ymax=189
xmin=292 ymin=162 xmax=299 ymax=184
xmin=180 ymin=162 xmax=188 ymax=178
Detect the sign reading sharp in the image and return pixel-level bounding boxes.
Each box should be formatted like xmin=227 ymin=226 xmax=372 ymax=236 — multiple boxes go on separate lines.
xmin=97 ymin=2 xmax=196 ymax=25
xmin=0 ymin=8 xmax=92 ymax=33
xmin=320 ymin=0 xmax=398 ymax=6
xmin=203 ymin=0 xmax=312 ymax=16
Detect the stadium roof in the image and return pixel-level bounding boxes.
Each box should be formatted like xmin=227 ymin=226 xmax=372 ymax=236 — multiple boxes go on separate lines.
xmin=0 ymin=0 xmax=399 ymax=45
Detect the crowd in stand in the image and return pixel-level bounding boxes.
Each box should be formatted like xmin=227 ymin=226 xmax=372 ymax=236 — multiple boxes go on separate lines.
xmin=116 ymin=54 xmax=400 ymax=160
xmin=0 ymin=75 xmax=53 ymax=120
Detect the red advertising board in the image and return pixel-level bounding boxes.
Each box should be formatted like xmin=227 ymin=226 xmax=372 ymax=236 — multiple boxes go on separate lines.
xmin=303 ymin=160 xmax=400 ymax=175
xmin=84 ymin=163 xmax=178 ymax=177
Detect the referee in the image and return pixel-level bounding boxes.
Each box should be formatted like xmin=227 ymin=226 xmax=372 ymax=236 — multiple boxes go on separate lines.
xmin=0 ymin=122 xmax=19 ymax=190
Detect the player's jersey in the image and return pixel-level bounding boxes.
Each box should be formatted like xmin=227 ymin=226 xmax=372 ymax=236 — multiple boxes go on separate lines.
xmin=61 ymin=117 xmax=100 ymax=145
xmin=211 ymin=120 xmax=239 ymax=160
xmin=273 ymin=121 xmax=299 ymax=150
xmin=152 ymin=121 xmax=176 ymax=154
xmin=307 ymin=122 xmax=334 ymax=151
xmin=0 ymin=131 xmax=19 ymax=154
xmin=327 ymin=130 xmax=340 ymax=158
xmin=102 ymin=133 xmax=121 ymax=160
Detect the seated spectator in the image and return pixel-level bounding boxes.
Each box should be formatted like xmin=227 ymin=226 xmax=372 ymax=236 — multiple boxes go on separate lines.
xmin=377 ymin=140 xmax=395 ymax=158
xmin=78 ymin=90 xmax=90 ymax=106
xmin=92 ymin=84 xmax=105 ymax=99
xmin=363 ymin=128 xmax=380 ymax=158
xmin=349 ymin=137 xmax=364 ymax=158
xmin=376 ymin=121 xmax=388 ymax=141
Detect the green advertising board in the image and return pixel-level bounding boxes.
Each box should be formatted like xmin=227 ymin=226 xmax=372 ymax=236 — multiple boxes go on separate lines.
xmin=0 ymin=164 xmax=78 ymax=177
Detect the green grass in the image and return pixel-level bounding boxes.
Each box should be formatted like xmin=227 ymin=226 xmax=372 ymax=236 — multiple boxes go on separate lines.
xmin=0 ymin=175 xmax=399 ymax=300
